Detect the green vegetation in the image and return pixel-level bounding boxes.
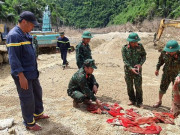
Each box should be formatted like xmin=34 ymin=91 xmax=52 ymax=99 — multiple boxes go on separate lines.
xmin=111 ymin=0 xmax=180 ymax=25
xmin=0 ymin=0 xmax=180 ymax=28
xmin=0 ymin=0 xmax=64 ymax=26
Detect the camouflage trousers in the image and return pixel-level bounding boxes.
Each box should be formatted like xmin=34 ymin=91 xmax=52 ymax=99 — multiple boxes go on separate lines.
xmin=68 ymin=82 xmax=95 ymax=103
xmin=124 ymin=69 xmax=143 ymax=104
xmin=159 ymin=71 xmax=178 ymax=94
xmin=70 ymin=91 xmax=89 ymax=103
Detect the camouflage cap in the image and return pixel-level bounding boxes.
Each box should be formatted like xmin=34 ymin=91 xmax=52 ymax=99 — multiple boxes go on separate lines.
xmin=84 ymin=59 xmax=97 ymax=69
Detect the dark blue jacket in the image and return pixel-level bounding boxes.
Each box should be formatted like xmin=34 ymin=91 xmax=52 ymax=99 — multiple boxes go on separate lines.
xmin=57 ymin=36 xmax=70 ymax=50
xmin=6 ymin=26 xmax=38 ymax=79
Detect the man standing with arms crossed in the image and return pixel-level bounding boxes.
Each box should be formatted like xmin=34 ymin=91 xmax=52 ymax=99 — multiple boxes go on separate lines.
xmin=6 ymin=11 xmax=49 ymax=131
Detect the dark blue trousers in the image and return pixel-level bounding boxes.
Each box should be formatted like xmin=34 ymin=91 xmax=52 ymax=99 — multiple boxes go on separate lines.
xmin=60 ymin=49 xmax=68 ymax=65
xmin=12 ymin=75 xmax=44 ymax=127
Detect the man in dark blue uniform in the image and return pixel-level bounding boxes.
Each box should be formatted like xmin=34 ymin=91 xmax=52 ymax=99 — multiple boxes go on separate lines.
xmin=56 ymin=32 xmax=71 ymax=69
xmin=6 ymin=11 xmax=49 ymax=131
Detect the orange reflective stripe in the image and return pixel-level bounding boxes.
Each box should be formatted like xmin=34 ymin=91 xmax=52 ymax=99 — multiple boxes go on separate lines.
xmin=7 ymin=41 xmax=31 ymax=47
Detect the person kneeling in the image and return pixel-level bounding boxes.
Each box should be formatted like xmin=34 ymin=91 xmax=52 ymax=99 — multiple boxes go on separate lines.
xmin=67 ymin=59 xmax=101 ymax=109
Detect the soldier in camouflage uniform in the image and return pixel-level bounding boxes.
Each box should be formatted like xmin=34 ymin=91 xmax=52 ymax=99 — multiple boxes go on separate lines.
xmin=122 ymin=33 xmax=146 ymax=108
xmin=33 ymin=35 xmax=39 ymax=59
xmin=172 ymin=71 xmax=180 ymax=117
xmin=67 ymin=59 xmax=101 ymax=108
xmin=153 ymin=40 xmax=180 ymax=108
xmin=76 ymin=31 xmax=93 ymax=69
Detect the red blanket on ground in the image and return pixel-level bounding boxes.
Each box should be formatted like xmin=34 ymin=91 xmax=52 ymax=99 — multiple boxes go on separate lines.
xmin=87 ymin=103 xmax=174 ymax=134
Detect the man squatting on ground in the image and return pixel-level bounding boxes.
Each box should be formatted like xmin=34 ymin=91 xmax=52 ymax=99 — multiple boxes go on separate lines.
xmin=122 ymin=32 xmax=147 ymax=108
xmin=67 ymin=59 xmax=102 ymax=112
xmin=6 ymin=11 xmax=49 ymax=131
xmin=153 ymin=40 xmax=180 ymax=108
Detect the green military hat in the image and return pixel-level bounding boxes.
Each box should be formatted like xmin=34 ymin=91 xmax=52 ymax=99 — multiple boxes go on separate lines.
xmin=82 ymin=31 xmax=93 ymax=39
xmin=84 ymin=59 xmax=97 ymax=69
xmin=163 ymin=40 xmax=180 ymax=52
xmin=60 ymin=32 xmax=64 ymax=36
xmin=33 ymin=34 xmax=37 ymax=37
xmin=127 ymin=32 xmax=141 ymax=42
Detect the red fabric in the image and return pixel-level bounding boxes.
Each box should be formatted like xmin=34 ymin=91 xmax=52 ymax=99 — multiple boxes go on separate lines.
xmin=106 ymin=118 xmax=117 ymax=123
xmin=125 ymin=108 xmax=141 ymax=117
xmin=87 ymin=103 xmax=123 ymax=115
xmin=119 ymin=116 xmax=137 ymax=128
xmin=125 ymin=108 xmax=141 ymax=121
xmin=124 ymin=124 xmax=162 ymax=134
xmin=153 ymin=112 xmax=174 ymax=124
xmin=87 ymin=103 xmax=109 ymax=113
xmin=87 ymin=103 xmax=174 ymax=134
xmin=108 ymin=107 xmax=124 ymax=117
xmin=87 ymin=103 xmax=99 ymax=111
xmin=135 ymin=117 xmax=159 ymax=125
xmin=106 ymin=118 xmax=122 ymax=126
xmin=107 ymin=103 xmax=124 ymax=117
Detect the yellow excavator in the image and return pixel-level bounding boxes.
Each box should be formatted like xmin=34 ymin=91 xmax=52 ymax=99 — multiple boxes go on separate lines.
xmin=153 ymin=19 xmax=180 ymax=51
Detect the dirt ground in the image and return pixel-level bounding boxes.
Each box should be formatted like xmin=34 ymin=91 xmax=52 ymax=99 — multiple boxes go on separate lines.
xmin=0 ymin=32 xmax=180 ymax=135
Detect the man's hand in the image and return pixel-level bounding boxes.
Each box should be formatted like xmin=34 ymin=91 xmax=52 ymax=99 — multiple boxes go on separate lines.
xmin=131 ymin=68 xmax=139 ymax=74
xmin=18 ymin=72 xmax=28 ymax=90
xmin=155 ymin=70 xmax=159 ymax=76
xmin=93 ymin=85 xmax=98 ymax=94
xmin=96 ymin=108 xmax=102 ymax=114
xmin=173 ymin=76 xmax=180 ymax=90
xmin=134 ymin=64 xmax=141 ymax=73
xmin=95 ymin=99 xmax=102 ymax=108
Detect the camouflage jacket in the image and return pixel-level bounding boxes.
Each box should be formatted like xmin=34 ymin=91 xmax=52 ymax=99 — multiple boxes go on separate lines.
xmin=156 ymin=51 xmax=180 ymax=73
xmin=33 ymin=38 xmax=38 ymax=50
xmin=122 ymin=43 xmax=146 ymax=71
xmin=76 ymin=41 xmax=92 ymax=68
xmin=67 ymin=68 xmax=98 ymax=101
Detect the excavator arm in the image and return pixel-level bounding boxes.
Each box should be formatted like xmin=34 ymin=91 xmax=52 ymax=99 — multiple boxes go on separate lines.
xmin=153 ymin=19 xmax=180 ymax=45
